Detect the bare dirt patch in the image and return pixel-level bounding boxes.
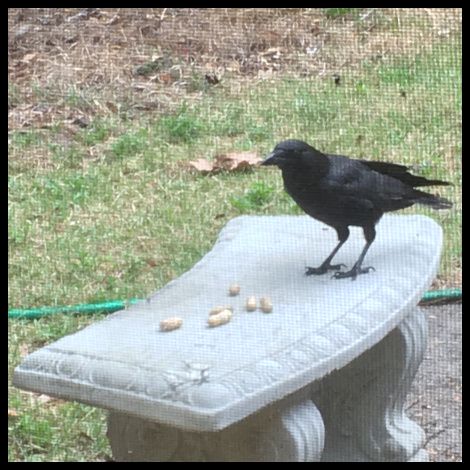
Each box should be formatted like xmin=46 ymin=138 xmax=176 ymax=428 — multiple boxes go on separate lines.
xmin=8 ymin=9 xmax=462 ymax=125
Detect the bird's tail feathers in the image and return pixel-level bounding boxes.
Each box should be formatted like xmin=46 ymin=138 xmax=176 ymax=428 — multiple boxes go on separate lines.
xmin=414 ymin=190 xmax=452 ymax=210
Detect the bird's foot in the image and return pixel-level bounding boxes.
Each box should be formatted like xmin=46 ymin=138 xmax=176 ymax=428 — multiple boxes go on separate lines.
xmin=332 ymin=265 xmax=375 ymax=280
xmin=306 ymin=263 xmax=346 ymax=276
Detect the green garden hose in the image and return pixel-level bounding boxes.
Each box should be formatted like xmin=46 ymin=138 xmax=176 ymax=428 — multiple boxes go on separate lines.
xmin=8 ymin=289 xmax=461 ymax=319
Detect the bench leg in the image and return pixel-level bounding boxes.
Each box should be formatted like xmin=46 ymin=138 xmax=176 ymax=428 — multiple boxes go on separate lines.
xmin=108 ymin=396 xmax=325 ymax=462
xmin=314 ymin=307 xmax=428 ymax=462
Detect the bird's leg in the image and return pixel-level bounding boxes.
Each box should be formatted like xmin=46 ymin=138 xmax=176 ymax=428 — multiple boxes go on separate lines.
xmin=306 ymin=227 xmax=348 ymax=275
xmin=305 ymin=240 xmax=346 ymax=275
xmin=333 ymin=225 xmax=376 ymax=280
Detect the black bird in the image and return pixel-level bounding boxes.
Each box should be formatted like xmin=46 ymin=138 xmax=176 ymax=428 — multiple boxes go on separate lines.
xmin=262 ymin=139 xmax=452 ymax=280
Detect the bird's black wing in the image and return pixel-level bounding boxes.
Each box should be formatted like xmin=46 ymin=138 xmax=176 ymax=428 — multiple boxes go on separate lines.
xmin=323 ymin=156 xmax=418 ymax=215
xmin=358 ymin=160 xmax=450 ymax=188
xmin=328 ymin=154 xmax=450 ymax=188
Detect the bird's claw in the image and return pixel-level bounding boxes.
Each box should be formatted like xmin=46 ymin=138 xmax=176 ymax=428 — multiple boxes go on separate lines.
xmin=306 ymin=263 xmax=346 ymax=276
xmin=332 ymin=266 xmax=375 ymax=280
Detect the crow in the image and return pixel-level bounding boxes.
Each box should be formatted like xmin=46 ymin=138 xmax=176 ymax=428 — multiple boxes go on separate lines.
xmin=262 ymin=139 xmax=452 ymax=280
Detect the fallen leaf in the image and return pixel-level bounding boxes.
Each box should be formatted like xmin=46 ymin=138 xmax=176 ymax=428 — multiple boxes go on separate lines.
xmin=20 ymin=53 xmax=41 ymax=65
xmin=214 ymin=152 xmax=262 ymax=171
xmin=185 ymin=158 xmax=214 ymax=174
xmin=25 ymin=393 xmax=67 ymax=407
xmin=106 ymin=101 xmax=119 ymax=113
xmin=37 ymin=394 xmax=53 ymax=403
xmin=78 ymin=431 xmax=93 ymax=441
xmin=183 ymin=152 xmax=262 ymax=174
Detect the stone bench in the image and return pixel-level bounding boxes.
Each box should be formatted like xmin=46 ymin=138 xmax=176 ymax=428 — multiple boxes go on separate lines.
xmin=13 ymin=215 xmax=443 ymax=462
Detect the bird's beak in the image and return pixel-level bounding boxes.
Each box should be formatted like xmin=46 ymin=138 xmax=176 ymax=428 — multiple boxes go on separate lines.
xmin=261 ymin=151 xmax=281 ymax=166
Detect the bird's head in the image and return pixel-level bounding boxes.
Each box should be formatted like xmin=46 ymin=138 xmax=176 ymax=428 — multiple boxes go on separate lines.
xmin=262 ymin=140 xmax=320 ymax=169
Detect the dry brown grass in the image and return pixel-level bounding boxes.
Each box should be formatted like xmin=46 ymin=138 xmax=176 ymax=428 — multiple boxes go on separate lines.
xmin=8 ymin=9 xmax=462 ymax=119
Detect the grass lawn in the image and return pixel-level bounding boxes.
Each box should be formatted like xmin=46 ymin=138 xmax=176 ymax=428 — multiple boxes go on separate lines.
xmin=8 ymin=8 xmax=461 ymax=461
